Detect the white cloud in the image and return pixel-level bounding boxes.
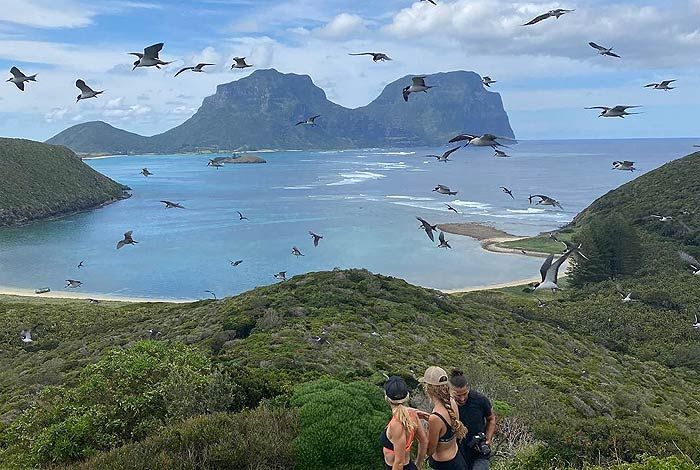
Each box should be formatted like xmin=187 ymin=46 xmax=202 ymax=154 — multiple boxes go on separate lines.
xmin=316 ymin=13 xmax=367 ymax=40
xmin=0 ymin=1 xmax=94 ymax=28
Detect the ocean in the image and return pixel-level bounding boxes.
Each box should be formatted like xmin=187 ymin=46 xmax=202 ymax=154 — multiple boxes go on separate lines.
xmin=0 ymin=138 xmax=695 ymax=300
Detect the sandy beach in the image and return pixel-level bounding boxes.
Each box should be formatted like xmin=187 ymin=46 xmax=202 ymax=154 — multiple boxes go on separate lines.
xmin=0 ymin=285 xmax=193 ymax=303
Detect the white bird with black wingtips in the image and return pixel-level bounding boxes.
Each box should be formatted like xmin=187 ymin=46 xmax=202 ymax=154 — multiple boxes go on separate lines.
xmin=612 ymin=161 xmax=635 ymax=171
xmin=645 ymin=80 xmax=676 ymax=91
xmin=76 ymin=79 xmax=104 ymax=102
xmin=403 ymin=76 xmax=434 ymax=102
xmin=586 ymin=105 xmax=641 ymax=118
xmin=231 ymin=57 xmax=252 ymax=69
xmin=175 ymin=63 xmax=215 ymax=77
xmin=7 ymin=67 xmax=37 ymax=91
xmin=589 ymin=42 xmax=621 ymax=58
xmin=535 ymin=246 xmax=578 ymax=293
xmin=130 ymin=43 xmax=172 ymax=70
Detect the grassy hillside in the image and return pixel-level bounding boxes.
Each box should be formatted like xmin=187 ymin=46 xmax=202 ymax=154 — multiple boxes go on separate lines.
xmin=1 ymin=269 xmax=699 ymax=468
xmin=0 ymin=138 xmax=128 ymax=226
xmin=45 ymin=122 xmax=150 ymax=155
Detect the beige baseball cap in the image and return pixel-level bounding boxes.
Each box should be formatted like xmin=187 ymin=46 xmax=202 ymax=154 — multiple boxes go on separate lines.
xmin=418 ymin=366 xmax=449 ymax=385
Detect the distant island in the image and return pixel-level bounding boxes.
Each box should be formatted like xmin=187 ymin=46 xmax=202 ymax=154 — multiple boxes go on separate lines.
xmin=46 ymin=69 xmax=514 ymax=154
xmin=211 ymin=154 xmax=266 ymax=164
xmin=0 ymin=138 xmax=129 ymax=227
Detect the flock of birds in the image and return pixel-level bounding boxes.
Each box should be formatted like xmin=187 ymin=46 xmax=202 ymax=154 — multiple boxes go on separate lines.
xmin=9 ymin=2 xmax=700 ymax=344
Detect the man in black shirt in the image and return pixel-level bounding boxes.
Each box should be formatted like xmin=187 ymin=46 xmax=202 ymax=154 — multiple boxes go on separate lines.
xmin=449 ymin=369 xmax=496 ymax=470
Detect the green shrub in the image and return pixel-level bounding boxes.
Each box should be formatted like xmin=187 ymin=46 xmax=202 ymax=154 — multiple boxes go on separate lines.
xmin=63 ymin=407 xmax=299 ymax=470
xmin=1 ymin=341 xmax=212 ymax=467
xmin=290 ymin=378 xmax=390 ymax=470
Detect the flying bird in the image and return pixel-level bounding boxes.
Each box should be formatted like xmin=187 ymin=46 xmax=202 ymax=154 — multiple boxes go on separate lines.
xmin=585 ymin=105 xmax=641 ymax=118
xmin=116 ymin=231 xmax=138 ymax=249
xmin=230 ymin=260 xmax=243 ymax=266
xmin=647 ymin=215 xmax=673 ymax=222
xmin=20 ymin=329 xmax=33 ymax=343
xmin=148 ymin=328 xmax=161 ymax=339
xmin=534 ymin=246 xmax=578 ymax=293
xmin=612 ymin=161 xmax=635 ymax=171
xmin=231 ymin=57 xmax=252 ymax=69
xmin=348 ymin=52 xmax=392 ymax=62
xmin=433 ymin=185 xmax=458 ymax=196
xmin=428 ymin=146 xmax=461 ymax=162
xmin=204 ymin=290 xmax=217 ymax=300
xmin=693 ymin=315 xmax=700 ymax=329
xmin=493 ymin=149 xmax=511 ymax=158
xmin=65 ymin=279 xmax=82 ymax=288
xmin=87 ymin=298 xmax=100 ymax=304
xmin=174 ymin=63 xmax=215 ymax=77
xmin=449 ymin=133 xmax=511 ymax=148
xmin=679 ymin=251 xmax=700 ymax=275
xmin=7 ymin=67 xmax=37 ymax=91
xmin=237 ymin=211 xmax=248 ymax=220
xmin=403 ymin=76 xmax=434 ymax=102
xmin=160 ymin=200 xmax=184 ymax=209
xmin=535 ymin=298 xmax=547 ymax=308
xmin=76 ymin=79 xmax=104 ymax=102
xmin=644 ymin=80 xmax=676 ymax=91
xmin=438 ymin=232 xmax=451 ymax=249
xmin=141 ymin=168 xmax=153 ymax=176
xmin=416 ymin=217 xmax=438 ymax=242
xmin=130 ymin=43 xmax=171 ymax=70
xmin=208 ymin=159 xmax=224 ymax=168
xmin=296 ymin=115 xmax=320 ymax=126
xmin=500 ymin=187 xmax=514 ymax=199
xmin=530 ymin=194 xmax=563 ymax=209
xmin=620 ymin=292 xmax=637 ymax=303
xmin=445 ymin=204 xmax=459 ymax=214
xmin=421 ymin=0 xmax=437 ymax=4
xmin=77 ymin=260 xmax=84 ymax=268
xmin=523 ymin=9 xmax=574 ymax=26
xmin=274 ymin=271 xmax=287 ymax=281
xmin=309 ymin=231 xmax=323 ymax=247
xmin=482 ymin=76 xmax=497 ymax=87
xmin=291 ymin=246 xmax=304 ymax=257
xmin=589 ymin=42 xmax=621 ymax=58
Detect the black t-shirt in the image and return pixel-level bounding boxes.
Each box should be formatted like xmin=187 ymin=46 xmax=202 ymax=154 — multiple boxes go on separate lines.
xmin=457 ymin=389 xmax=493 ymax=444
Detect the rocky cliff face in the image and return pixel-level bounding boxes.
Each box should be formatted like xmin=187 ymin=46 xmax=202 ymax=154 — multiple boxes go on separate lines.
xmin=48 ymin=69 xmax=514 ymax=153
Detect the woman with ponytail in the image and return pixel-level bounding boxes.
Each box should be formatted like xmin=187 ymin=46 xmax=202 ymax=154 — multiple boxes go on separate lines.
xmin=419 ymin=366 xmax=467 ymax=470
xmin=381 ymin=376 xmax=428 ymax=470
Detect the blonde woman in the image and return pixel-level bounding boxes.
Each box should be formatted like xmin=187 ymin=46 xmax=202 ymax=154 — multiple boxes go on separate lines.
xmin=381 ymin=376 xmax=428 ymax=470
xmin=419 ymin=366 xmax=468 ymax=470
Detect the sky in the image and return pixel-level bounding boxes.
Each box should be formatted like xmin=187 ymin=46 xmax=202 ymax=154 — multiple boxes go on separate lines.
xmin=0 ymin=0 xmax=699 ymax=141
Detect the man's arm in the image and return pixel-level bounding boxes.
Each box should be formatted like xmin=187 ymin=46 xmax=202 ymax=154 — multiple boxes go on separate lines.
xmin=484 ymin=410 xmax=496 ymax=444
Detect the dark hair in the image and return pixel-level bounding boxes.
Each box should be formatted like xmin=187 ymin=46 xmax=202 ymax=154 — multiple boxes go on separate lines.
xmin=449 ymin=369 xmax=469 ymax=388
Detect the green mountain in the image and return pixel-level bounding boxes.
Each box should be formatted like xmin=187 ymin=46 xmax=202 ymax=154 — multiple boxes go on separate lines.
xmin=46 ymin=69 xmax=514 ymax=154
xmin=0 ymin=138 xmax=129 ymax=226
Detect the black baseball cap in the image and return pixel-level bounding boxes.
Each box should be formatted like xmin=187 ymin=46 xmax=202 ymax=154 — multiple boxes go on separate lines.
xmin=384 ymin=376 xmax=409 ymax=402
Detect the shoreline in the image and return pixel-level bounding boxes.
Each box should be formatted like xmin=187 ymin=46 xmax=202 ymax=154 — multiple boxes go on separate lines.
xmin=0 ymin=285 xmax=193 ymax=303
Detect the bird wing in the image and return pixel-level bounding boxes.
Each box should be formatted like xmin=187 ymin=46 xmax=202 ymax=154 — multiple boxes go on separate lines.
xmin=412 ymin=76 xmax=427 ymax=87
xmin=424 ymin=227 xmax=435 ymax=242
xmin=9 ymin=66 xmax=25 ymax=78
xmin=585 ymin=106 xmax=609 ymax=110
xmin=160 ymin=200 xmax=171 ymax=205
xmin=124 ymin=230 xmax=133 ymax=240
xmin=589 ymin=42 xmax=606 ymax=51
xmin=76 ymin=79 xmax=94 ymax=93
xmin=310 ymin=115 xmax=321 ymax=121
xmin=607 ymin=51 xmax=621 ymax=58
xmin=402 ymin=88 xmax=410 ymax=102
xmin=623 ymin=160 xmax=634 ymax=165
xmin=644 ymin=83 xmax=658 ymax=88
xmin=416 ymin=216 xmax=430 ymax=226
xmin=348 ymin=52 xmax=374 ymax=56
xmin=523 ymin=12 xmax=550 ymax=25
xmin=144 ymin=43 xmax=164 ymax=59
xmin=442 ymin=146 xmax=461 ymax=159
xmin=679 ymin=251 xmax=700 ymax=268
xmin=439 ymin=232 xmax=446 ymax=244
xmin=15 ymin=81 xmax=25 ymax=91
xmin=116 ymin=240 xmax=126 ymax=250
xmin=195 ymin=63 xmax=215 ymax=68
xmin=550 ymin=249 xmax=576 ymax=283
xmin=531 ymin=194 xmax=549 ymax=200
xmin=128 ymin=52 xmax=144 ymax=58
xmin=174 ymin=67 xmax=193 ymax=77
xmin=614 ymin=105 xmax=641 ymax=111
xmin=448 ymin=134 xmax=477 ymax=143
xmin=660 ymin=80 xmax=676 ymax=86
xmin=540 ymin=255 xmax=554 ymax=282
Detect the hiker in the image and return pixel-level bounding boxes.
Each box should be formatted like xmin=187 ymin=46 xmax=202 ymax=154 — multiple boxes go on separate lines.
xmin=381 ymin=376 xmax=428 ymax=470
xmin=449 ymin=369 xmax=496 ymax=470
xmin=419 ymin=366 xmax=468 ymax=469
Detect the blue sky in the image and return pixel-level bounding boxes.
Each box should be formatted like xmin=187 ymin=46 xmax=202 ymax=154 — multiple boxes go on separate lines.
xmin=0 ymin=0 xmax=698 ymax=141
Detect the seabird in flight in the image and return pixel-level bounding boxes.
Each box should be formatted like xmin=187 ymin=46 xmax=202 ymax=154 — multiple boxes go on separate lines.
xmin=612 ymin=161 xmax=635 ymax=171
xmin=274 ymin=271 xmax=287 ymax=281
xmin=403 ymin=76 xmax=434 ymax=102
xmin=65 ymin=279 xmax=82 ymax=288
xmin=482 ymin=76 xmax=497 ymax=87
xmin=291 ymin=246 xmax=304 ymax=257
xmin=428 ymin=146 xmax=460 ymax=163
xmin=7 ymin=67 xmax=37 ymax=91
xmin=585 ymin=105 xmax=641 ymax=118
xmin=416 ymin=217 xmax=438 ymax=242
xmin=174 ymin=63 xmax=215 ymax=77
xmin=679 ymin=251 xmax=700 ymax=275
xmin=348 ymin=52 xmax=392 ymax=62
xmin=116 ymin=231 xmax=138 ymax=249
xmin=76 ymin=79 xmax=104 ymax=102
xmin=78 ymin=260 xmax=84 ymax=268
xmin=309 ymin=231 xmax=323 ymax=247
xmin=589 ymin=42 xmax=621 ymax=58
xmin=296 ymin=115 xmax=320 ymax=126
xmin=204 ymin=290 xmax=217 ymax=300
xmin=20 ymin=329 xmax=33 ymax=343
xmin=445 ymin=204 xmax=459 ymax=214
xmin=531 ymin=194 xmax=563 ymax=209
xmin=231 ymin=57 xmax=252 ymax=69
xmin=433 ymin=185 xmax=458 ymax=196
xmin=141 ymin=168 xmax=153 ymax=176
xmin=237 ymin=211 xmax=248 ymax=220
xmin=130 ymin=43 xmax=172 ymax=70
xmin=160 ymin=200 xmax=184 ymax=209
xmin=449 ymin=133 xmax=511 ymax=148
xmin=421 ymin=0 xmax=437 ymax=4
xmin=438 ymin=232 xmax=451 ymax=249
xmin=208 ymin=159 xmax=224 ymax=168
xmin=522 ymin=9 xmax=574 ymax=26
xmin=230 ymin=260 xmax=243 ymax=266
xmin=644 ymin=80 xmax=676 ymax=91
xmin=647 ymin=214 xmax=673 ymax=222
xmin=534 ymin=246 xmax=578 ymax=293
xmin=500 ymin=187 xmax=514 ymax=199
xmin=493 ymin=148 xmax=511 ymax=158
xmin=620 ymin=292 xmax=637 ymax=303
